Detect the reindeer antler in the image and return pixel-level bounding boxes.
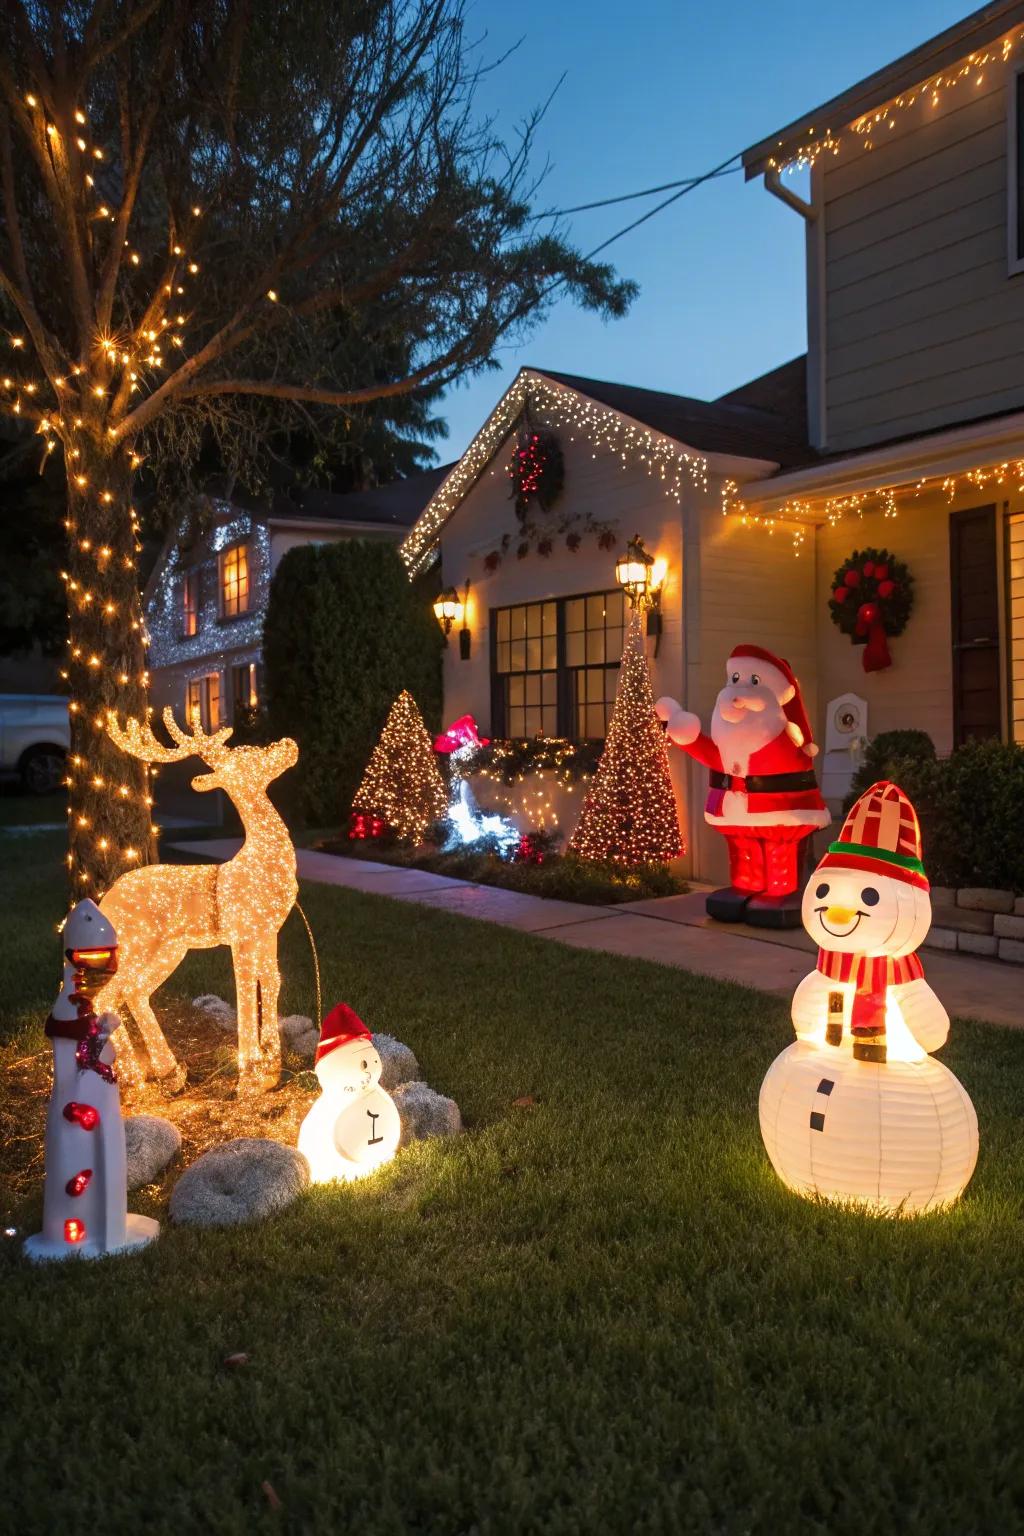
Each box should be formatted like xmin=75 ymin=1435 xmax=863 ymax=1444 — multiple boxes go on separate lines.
xmin=107 ymin=707 xmax=234 ymax=765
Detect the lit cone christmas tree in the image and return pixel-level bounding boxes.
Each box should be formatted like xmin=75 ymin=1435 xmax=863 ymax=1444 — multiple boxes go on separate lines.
xmin=351 ymin=691 xmax=447 ymax=844
xmin=568 ymin=610 xmax=683 ymax=864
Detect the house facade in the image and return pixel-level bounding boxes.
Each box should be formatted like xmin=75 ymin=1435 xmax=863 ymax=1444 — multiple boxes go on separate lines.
xmin=400 ymin=3 xmax=1024 ymax=885
xmin=146 ymin=469 xmax=448 ymax=728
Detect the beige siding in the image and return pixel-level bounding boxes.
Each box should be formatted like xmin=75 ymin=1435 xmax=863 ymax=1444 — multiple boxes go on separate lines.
xmin=821 ymin=55 xmax=1024 ymax=451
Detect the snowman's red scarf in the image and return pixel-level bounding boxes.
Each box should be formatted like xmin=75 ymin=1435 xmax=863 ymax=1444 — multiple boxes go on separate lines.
xmin=816 ymin=949 xmax=924 ymax=1035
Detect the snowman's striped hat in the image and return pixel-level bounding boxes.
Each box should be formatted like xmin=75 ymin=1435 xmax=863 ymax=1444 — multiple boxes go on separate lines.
xmin=816 ymin=779 xmax=928 ymax=891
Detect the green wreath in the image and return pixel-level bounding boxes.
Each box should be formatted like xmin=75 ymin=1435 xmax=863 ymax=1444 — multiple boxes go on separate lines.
xmin=828 ymin=547 xmax=913 ymax=672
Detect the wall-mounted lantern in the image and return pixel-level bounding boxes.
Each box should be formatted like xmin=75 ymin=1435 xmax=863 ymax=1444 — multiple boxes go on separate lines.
xmin=433 ymin=580 xmax=472 ymax=659
xmin=615 ymin=535 xmax=665 ymax=651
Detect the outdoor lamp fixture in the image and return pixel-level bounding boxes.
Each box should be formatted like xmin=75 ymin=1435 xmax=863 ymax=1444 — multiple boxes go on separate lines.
xmin=433 ymin=580 xmax=472 ymax=659
xmin=615 ymin=535 xmax=664 ymax=652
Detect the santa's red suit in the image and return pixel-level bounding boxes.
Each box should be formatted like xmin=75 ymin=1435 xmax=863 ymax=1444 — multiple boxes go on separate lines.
xmin=657 ymin=645 xmax=830 ymax=900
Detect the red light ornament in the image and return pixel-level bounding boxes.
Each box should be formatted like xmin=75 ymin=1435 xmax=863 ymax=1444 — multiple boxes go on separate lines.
xmin=64 ymin=1218 xmax=86 ymax=1244
xmin=65 ymin=1168 xmax=93 ymax=1197
xmin=63 ymin=1101 xmax=100 ymax=1130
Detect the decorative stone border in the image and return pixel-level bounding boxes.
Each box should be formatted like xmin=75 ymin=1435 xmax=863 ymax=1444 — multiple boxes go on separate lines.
xmin=925 ymin=888 xmax=1024 ymax=963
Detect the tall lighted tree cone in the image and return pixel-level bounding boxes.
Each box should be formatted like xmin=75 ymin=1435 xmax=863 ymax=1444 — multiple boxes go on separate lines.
xmin=568 ymin=610 xmax=683 ymax=864
xmin=0 ymin=3 xmax=634 ymax=893
xmin=352 ymin=691 xmax=447 ymax=845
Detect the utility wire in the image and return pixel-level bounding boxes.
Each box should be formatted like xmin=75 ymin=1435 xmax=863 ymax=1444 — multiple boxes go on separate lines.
xmin=580 ymin=151 xmax=744 ymax=262
xmin=534 ymin=164 xmax=741 ymax=220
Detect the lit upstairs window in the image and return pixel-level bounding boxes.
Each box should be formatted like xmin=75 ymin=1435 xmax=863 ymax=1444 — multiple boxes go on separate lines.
xmin=220 ymin=543 xmax=250 ymax=618
xmin=182 ymin=570 xmax=198 ymax=636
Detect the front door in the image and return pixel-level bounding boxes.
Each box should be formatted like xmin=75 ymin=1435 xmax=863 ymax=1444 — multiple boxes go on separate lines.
xmin=950 ymin=505 xmax=1001 ymax=744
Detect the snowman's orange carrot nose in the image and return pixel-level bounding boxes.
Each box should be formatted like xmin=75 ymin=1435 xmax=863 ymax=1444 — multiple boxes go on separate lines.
xmin=825 ymin=906 xmax=855 ymax=925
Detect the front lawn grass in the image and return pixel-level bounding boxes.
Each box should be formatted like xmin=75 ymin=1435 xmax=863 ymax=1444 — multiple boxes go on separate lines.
xmin=3 ymin=832 xmax=1024 ymax=1534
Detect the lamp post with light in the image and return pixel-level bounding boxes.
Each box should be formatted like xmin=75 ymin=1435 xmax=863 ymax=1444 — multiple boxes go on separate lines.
xmin=615 ymin=535 xmax=665 ymax=653
xmin=433 ymin=581 xmax=471 ymax=659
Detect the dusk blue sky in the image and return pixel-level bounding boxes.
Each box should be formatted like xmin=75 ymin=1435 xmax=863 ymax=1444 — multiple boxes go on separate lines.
xmin=437 ymin=0 xmax=973 ymax=456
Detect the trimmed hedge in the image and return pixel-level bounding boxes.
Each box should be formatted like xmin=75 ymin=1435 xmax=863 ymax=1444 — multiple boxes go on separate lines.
xmin=846 ymin=732 xmax=1024 ymax=893
xmin=263 ymin=540 xmax=442 ymax=824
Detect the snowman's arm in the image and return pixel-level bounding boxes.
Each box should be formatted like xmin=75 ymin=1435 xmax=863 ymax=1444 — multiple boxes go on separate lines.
xmin=896 ymin=977 xmax=950 ymax=1053
xmin=791 ymin=970 xmax=830 ymax=1043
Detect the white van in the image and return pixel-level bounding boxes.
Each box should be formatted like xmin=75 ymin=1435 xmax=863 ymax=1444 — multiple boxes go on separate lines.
xmin=0 ymin=694 xmax=69 ymax=793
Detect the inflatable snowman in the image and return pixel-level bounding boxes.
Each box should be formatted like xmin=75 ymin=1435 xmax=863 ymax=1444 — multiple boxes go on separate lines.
xmin=759 ymin=780 xmax=978 ymax=1215
xmin=297 ymin=1002 xmax=401 ymax=1182
xmin=657 ymin=644 xmax=830 ymax=927
xmin=24 ymin=900 xmax=159 ymax=1262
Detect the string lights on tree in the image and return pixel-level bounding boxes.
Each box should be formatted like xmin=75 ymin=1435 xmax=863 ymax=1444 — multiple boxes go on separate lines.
xmin=0 ymin=5 xmax=634 ymax=895
xmin=568 ymin=610 xmax=683 ymax=866
xmin=350 ymin=691 xmax=447 ymax=845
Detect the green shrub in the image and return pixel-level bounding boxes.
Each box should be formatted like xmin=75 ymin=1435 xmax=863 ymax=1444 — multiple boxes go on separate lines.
xmin=845 ymin=733 xmax=1024 ymax=892
xmin=263 ymin=540 xmax=443 ymax=825
xmin=846 ymin=728 xmax=936 ymax=810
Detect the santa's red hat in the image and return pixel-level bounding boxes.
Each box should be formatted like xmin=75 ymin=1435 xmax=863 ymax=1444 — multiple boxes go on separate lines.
xmin=315 ymin=1001 xmax=372 ymax=1065
xmin=728 ymin=644 xmax=816 ymax=756
xmin=816 ymin=779 xmax=928 ymax=891
xmin=434 ymin=714 xmax=489 ymax=754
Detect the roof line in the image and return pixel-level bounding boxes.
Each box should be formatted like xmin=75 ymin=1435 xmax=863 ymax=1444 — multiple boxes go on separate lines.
xmin=742 ymin=1 xmax=1024 ymax=177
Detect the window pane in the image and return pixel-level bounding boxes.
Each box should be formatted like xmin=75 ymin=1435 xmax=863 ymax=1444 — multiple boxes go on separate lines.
xmin=606 ymin=591 xmax=625 ymax=626
xmin=526 ymin=637 xmax=542 ymax=671
xmin=542 ymin=673 xmax=557 ymax=704
xmin=525 ymin=674 xmax=540 ymax=705
xmin=586 ymin=704 xmax=605 ymax=737
xmin=526 ymin=605 xmax=541 ymax=636
xmin=586 ymin=594 xmax=606 ymax=628
xmin=605 ymin=667 xmax=619 ymax=701
xmin=566 ymin=632 xmax=584 ymax=667
xmin=607 ymin=626 xmax=624 ymax=664
xmin=586 ymin=630 xmax=605 ymax=665
xmin=542 ymin=634 xmax=558 ymax=669
xmin=497 ymin=609 xmax=510 ymax=641
xmin=497 ymin=641 xmax=510 ymax=673
xmin=510 ymin=639 xmax=525 ymax=671
xmin=565 ymin=598 xmax=584 ymax=632
xmin=510 ymin=606 xmax=526 ymax=639
xmin=542 ymin=703 xmax=557 ymax=734
xmin=524 ymin=705 xmax=542 ymax=736
xmin=588 ymin=669 xmax=604 ymax=702
xmin=509 ymin=674 xmax=524 ymax=706
xmin=543 ymin=602 xmax=557 ymax=635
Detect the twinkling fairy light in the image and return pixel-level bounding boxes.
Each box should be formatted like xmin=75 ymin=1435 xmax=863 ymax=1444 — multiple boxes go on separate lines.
xmin=100 ymin=707 xmax=299 ymax=1090
xmin=568 ymin=610 xmax=682 ymax=865
xmin=351 ymin=691 xmax=448 ymax=844
xmin=769 ymin=29 xmax=1024 ymax=172
xmin=722 ymin=456 xmax=1024 ymax=554
xmin=400 ymin=370 xmax=708 ymax=577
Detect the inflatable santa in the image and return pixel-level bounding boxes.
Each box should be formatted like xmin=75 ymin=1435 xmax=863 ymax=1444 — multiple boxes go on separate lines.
xmin=656 ymin=644 xmax=830 ymax=926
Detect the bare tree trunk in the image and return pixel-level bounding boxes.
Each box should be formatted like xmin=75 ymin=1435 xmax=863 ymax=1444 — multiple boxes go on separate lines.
xmin=64 ymin=445 xmax=155 ymax=899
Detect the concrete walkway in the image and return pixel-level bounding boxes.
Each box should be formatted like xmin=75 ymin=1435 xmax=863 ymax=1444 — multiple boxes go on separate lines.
xmin=170 ymin=841 xmax=1023 ymax=1029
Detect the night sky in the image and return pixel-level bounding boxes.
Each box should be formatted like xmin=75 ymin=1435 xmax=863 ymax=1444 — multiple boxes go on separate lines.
xmin=438 ymin=0 xmax=974 ymax=454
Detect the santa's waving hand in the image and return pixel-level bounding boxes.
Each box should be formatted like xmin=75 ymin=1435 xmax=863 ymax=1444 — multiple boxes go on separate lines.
xmin=656 ymin=645 xmax=830 ymax=923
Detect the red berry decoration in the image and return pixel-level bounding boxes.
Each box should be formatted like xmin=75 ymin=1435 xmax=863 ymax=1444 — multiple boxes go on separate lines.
xmin=828 ymin=547 xmax=913 ymax=673
xmin=508 ymin=427 xmax=564 ymax=518
xmin=63 ymin=1101 xmax=100 ymax=1131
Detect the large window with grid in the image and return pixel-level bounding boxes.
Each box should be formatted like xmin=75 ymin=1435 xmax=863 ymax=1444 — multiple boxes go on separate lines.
xmin=186 ymin=673 xmax=222 ymax=731
xmin=219 ymin=542 xmax=250 ymax=618
xmin=491 ymin=590 xmax=625 ymax=739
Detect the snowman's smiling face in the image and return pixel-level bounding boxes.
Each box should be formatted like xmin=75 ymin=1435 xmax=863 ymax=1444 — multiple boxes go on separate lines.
xmin=802 ymin=867 xmax=932 ymax=956
xmin=316 ymin=1037 xmax=381 ymax=1094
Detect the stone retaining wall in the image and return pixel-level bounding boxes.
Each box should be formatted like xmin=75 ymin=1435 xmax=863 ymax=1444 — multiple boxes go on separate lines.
xmin=925 ymin=888 xmax=1024 ymax=963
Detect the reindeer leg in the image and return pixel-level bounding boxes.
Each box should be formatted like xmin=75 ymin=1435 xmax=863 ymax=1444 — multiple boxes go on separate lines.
xmin=123 ymin=989 xmax=183 ymax=1088
xmin=257 ymin=946 xmax=282 ymax=1083
xmin=232 ymin=945 xmax=263 ymax=1095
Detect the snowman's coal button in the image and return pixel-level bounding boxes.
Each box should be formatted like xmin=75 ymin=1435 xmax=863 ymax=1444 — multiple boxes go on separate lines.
xmin=817 ymin=1078 xmax=834 ymax=1095
xmin=809 ymin=1111 xmax=826 ymax=1132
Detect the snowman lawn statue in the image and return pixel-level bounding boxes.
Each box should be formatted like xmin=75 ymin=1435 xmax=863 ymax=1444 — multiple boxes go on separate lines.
xmin=759 ymin=780 xmax=978 ymax=1215
xmin=297 ymin=1002 xmax=401 ymax=1182
xmin=657 ymin=644 xmax=830 ymax=928
xmin=24 ymin=899 xmax=159 ymax=1262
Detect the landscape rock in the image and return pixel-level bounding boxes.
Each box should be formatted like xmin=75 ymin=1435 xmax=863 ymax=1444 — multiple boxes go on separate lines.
xmin=192 ymin=994 xmax=237 ymax=1030
xmin=392 ymin=1081 xmax=461 ymax=1147
xmin=998 ymin=938 xmax=1024 ymax=964
xmin=372 ymin=1033 xmax=422 ymax=1091
xmin=124 ymin=1114 xmax=182 ymax=1189
xmin=279 ymin=1014 xmax=318 ymax=1058
xmin=930 ymin=886 xmax=956 ymax=909
xmin=994 ymin=914 xmax=1024 ymax=940
xmin=923 ymin=927 xmax=957 ymax=952
xmin=169 ymin=1138 xmax=309 ymax=1227
xmin=957 ymin=932 xmax=998 ymax=957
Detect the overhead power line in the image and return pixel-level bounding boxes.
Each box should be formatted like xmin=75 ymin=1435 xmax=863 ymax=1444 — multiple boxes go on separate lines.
xmin=535 ymin=163 xmax=741 ymax=220
xmin=580 ymin=151 xmax=744 ymax=261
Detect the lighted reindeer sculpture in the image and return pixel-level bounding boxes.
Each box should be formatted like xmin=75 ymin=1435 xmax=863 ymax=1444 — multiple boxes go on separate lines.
xmin=99 ymin=707 xmax=299 ymax=1092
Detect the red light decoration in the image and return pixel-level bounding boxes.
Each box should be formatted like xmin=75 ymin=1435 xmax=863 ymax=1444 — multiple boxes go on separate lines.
xmin=348 ymin=811 xmax=386 ymax=841
xmin=65 ymin=1168 xmax=93 ymax=1197
xmin=63 ymin=1101 xmax=100 ymax=1130
xmin=64 ymin=1218 xmax=86 ymax=1244
xmin=507 ymin=427 xmax=564 ymax=518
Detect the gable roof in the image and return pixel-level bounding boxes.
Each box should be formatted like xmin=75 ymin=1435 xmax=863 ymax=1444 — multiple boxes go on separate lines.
xmin=743 ymin=1 xmax=1024 ymax=177
xmin=231 ymin=464 xmax=453 ymax=530
xmin=399 ymin=363 xmax=813 ymax=576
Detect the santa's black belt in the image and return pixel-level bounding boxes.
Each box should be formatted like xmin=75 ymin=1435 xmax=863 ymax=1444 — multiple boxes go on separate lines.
xmin=709 ymin=769 xmax=818 ymax=793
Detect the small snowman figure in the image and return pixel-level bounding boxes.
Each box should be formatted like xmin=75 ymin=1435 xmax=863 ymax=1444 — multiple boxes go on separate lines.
xmin=297 ymin=1002 xmax=401 ymax=1183
xmin=24 ymin=900 xmax=159 ymax=1262
xmin=759 ymin=780 xmax=978 ymax=1215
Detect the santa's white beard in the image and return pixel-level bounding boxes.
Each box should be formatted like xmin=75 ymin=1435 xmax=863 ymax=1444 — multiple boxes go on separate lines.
xmin=710 ymin=699 xmax=787 ymax=775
